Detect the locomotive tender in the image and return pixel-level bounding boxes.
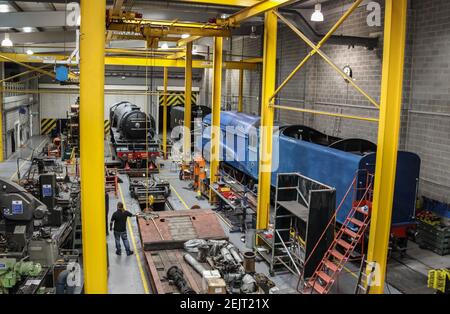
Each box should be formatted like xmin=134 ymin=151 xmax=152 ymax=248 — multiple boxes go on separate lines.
xmin=202 ymin=111 xmax=420 ymax=239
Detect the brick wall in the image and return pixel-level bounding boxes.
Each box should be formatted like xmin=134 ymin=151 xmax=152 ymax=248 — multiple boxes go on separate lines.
xmin=218 ymin=0 xmax=450 ymax=203
xmin=227 ymin=36 xmax=263 ymax=115
xmin=198 ymin=36 xmax=263 ymax=115
xmin=403 ymin=0 xmax=450 ymax=202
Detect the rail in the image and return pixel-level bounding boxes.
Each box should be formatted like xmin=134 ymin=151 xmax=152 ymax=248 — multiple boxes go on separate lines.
xmin=304 ymin=180 xmax=373 ymax=293
xmin=296 ymin=170 xmax=372 ymax=290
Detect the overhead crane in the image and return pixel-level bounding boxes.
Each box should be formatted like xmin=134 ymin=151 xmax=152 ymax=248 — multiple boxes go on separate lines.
xmin=0 ymin=0 xmax=409 ymax=295
xmin=0 ymin=0 xmax=295 ymax=293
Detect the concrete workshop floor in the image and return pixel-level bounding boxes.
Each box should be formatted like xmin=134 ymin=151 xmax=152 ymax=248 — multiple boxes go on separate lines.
xmin=105 ymin=141 xmax=150 ymax=294
xmin=150 ymin=158 xmax=372 ymax=294
xmin=127 ymin=154 xmax=448 ymax=294
xmin=0 ymin=135 xmax=48 ymax=180
xmin=2 ymin=136 xmax=447 ymax=294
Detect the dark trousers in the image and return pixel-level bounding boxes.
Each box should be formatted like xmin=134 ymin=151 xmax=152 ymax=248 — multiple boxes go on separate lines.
xmin=114 ymin=231 xmax=131 ymax=254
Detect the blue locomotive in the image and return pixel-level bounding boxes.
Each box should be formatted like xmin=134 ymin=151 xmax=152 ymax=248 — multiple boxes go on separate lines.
xmin=202 ymin=111 xmax=420 ymax=237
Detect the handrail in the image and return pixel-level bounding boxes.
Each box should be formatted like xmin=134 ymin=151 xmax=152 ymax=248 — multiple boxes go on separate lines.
xmin=302 ymin=173 xmax=356 ymax=268
xmin=303 ymin=178 xmax=373 ymax=293
xmin=296 ymin=170 xmax=370 ymax=291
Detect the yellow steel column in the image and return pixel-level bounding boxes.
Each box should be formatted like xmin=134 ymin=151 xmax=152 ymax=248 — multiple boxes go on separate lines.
xmin=183 ymin=42 xmax=193 ymax=162
xmin=367 ymin=0 xmax=408 ymax=294
xmin=256 ymin=10 xmax=277 ymax=230
xmin=162 ymin=67 xmax=168 ymax=159
xmin=0 ymin=89 xmax=3 ymax=161
xmin=238 ymin=69 xmax=244 ymax=112
xmin=209 ymin=37 xmax=223 ymax=197
xmin=79 ymin=0 xmax=107 ymax=293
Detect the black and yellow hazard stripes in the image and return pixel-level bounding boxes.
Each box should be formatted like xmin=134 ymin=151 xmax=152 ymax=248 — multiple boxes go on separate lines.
xmin=41 ymin=119 xmax=110 ymax=136
xmin=41 ymin=118 xmax=57 ymax=135
xmin=104 ymin=120 xmax=110 ymax=135
xmin=158 ymin=91 xmax=198 ymax=107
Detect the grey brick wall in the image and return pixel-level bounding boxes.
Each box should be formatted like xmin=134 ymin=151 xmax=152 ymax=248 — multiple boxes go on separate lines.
xmin=198 ymin=36 xmax=263 ymax=115
xmin=305 ymin=0 xmax=383 ymax=142
xmin=404 ymin=0 xmax=450 ymax=202
xmin=216 ymin=0 xmax=450 ymax=203
xmin=227 ymin=36 xmax=263 ymax=115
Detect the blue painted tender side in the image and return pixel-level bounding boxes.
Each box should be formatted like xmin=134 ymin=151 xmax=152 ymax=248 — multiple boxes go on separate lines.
xmin=202 ymin=111 xmax=420 ymax=227
xmin=359 ymin=153 xmax=420 ymax=226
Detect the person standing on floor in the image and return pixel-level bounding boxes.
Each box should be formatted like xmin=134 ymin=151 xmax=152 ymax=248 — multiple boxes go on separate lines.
xmin=110 ymin=202 xmax=135 ymax=256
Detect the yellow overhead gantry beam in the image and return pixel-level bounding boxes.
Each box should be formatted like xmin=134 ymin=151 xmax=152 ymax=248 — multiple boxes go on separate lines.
xmin=142 ymin=27 xmax=230 ymax=38
xmin=79 ymin=0 xmax=107 ymax=294
xmin=0 ymin=64 xmax=53 ymax=84
xmin=226 ymin=0 xmax=296 ymax=26
xmin=0 ymin=53 xmax=68 ymax=64
xmin=166 ymin=51 xmax=187 ymax=60
xmin=0 ymin=53 xmax=57 ymax=80
xmin=0 ymin=53 xmax=257 ymax=71
xmin=111 ymin=34 xmax=180 ymax=42
xmin=106 ymin=0 xmax=126 ymax=44
xmin=177 ymin=35 xmax=202 ymax=47
xmin=367 ymin=0 xmax=408 ymax=294
xmin=108 ymin=23 xmax=231 ymax=38
xmin=109 ymin=18 xmax=226 ymax=29
xmin=104 ymin=56 xmax=257 ymax=70
xmin=174 ymin=0 xmax=262 ymax=6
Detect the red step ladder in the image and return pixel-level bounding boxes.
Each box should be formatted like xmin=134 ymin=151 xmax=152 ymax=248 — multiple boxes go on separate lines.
xmin=303 ymin=173 xmax=373 ymax=294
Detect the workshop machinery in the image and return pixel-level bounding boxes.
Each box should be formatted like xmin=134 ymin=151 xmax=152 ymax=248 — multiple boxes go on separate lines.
xmin=0 ymin=172 xmax=81 ymax=293
xmin=128 ymin=170 xmax=170 ymax=211
xmin=0 ymin=258 xmax=42 ymax=294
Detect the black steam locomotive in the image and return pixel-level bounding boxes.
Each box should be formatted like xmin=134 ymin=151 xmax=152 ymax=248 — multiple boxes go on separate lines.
xmin=109 ymin=101 xmax=159 ymax=168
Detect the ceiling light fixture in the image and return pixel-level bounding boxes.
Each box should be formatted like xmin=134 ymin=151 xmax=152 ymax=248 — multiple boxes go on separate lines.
xmin=181 ymin=34 xmax=190 ymax=39
xmin=1 ymin=34 xmax=13 ymax=47
xmin=311 ymin=3 xmax=324 ymax=22
xmin=0 ymin=4 xmax=9 ymax=13
xmin=26 ymin=49 xmax=34 ymax=55
xmin=23 ymin=27 xmax=33 ymax=33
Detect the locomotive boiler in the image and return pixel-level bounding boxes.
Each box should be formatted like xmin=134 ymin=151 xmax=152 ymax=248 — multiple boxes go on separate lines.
xmin=202 ymin=111 xmax=421 ymax=245
xmin=109 ymin=101 xmax=159 ymax=168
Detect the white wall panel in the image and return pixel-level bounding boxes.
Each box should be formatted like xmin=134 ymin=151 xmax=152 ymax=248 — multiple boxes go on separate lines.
xmin=39 ymin=84 xmax=148 ymax=121
xmin=40 ymin=93 xmax=78 ymax=119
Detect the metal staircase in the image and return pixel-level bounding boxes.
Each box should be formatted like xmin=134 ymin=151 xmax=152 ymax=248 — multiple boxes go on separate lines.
xmin=303 ymin=172 xmax=374 ymax=294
